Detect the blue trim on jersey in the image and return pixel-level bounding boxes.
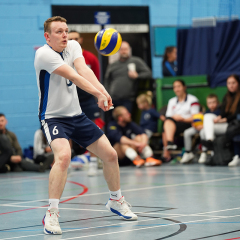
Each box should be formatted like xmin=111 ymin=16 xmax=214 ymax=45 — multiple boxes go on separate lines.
xmin=99 ymin=32 xmax=118 ymax=55
xmin=165 ymin=61 xmax=176 ymax=76
xmin=39 ymin=70 xmax=50 ymax=120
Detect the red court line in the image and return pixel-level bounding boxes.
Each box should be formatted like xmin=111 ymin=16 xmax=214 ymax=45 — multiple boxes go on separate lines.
xmin=225 ymin=237 xmax=240 ymax=240
xmin=0 ymin=180 xmax=88 ymax=215
xmin=60 ymin=181 xmax=88 ymax=203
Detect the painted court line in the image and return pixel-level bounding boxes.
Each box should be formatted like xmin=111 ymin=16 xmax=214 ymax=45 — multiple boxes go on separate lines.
xmin=62 ymin=214 xmax=240 ymax=239
xmin=0 ymin=204 xmax=228 ymax=218
xmin=5 ymin=176 xmax=240 ymax=206
xmin=0 ymin=204 xmax=109 ymax=212
xmin=3 ymin=213 xmax=240 ymax=240
xmin=120 ymin=169 xmax=240 ymax=176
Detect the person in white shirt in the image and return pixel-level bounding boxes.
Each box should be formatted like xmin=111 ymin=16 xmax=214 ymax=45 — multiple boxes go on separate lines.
xmin=33 ymin=129 xmax=54 ymax=167
xmin=162 ymin=80 xmax=200 ymax=161
xmin=34 ymin=16 xmax=137 ymax=236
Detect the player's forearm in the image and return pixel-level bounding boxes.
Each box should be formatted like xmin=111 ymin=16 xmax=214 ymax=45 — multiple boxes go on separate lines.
xmin=120 ymin=136 xmax=135 ymax=145
xmin=141 ymin=134 xmax=149 ymax=145
xmin=71 ymin=73 xmax=102 ymax=99
xmin=77 ymin=67 xmax=105 ymax=93
xmin=183 ymin=116 xmax=193 ymax=123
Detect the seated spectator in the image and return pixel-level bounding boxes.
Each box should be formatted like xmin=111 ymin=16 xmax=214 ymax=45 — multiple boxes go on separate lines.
xmin=106 ymin=106 xmax=162 ymax=167
xmin=136 ymin=91 xmax=165 ymax=138
xmin=229 ymin=134 xmax=240 ymax=167
xmin=0 ymin=113 xmax=23 ymax=172
xmin=33 ymin=128 xmax=54 ymax=169
xmin=0 ymin=130 xmax=12 ymax=173
xmin=0 ymin=113 xmax=50 ymax=173
xmin=180 ymin=94 xmax=220 ymax=164
xmin=162 ymin=80 xmax=200 ymax=161
xmin=162 ymin=46 xmax=177 ymax=77
xmin=201 ymin=74 xmax=240 ymax=164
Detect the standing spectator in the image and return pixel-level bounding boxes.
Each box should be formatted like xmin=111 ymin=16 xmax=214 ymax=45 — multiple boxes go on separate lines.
xmin=162 ymin=46 xmax=177 ymax=77
xmin=201 ymin=75 xmax=240 ymax=164
xmin=162 ymin=80 xmax=200 ymax=160
xmin=180 ymin=94 xmax=220 ymax=164
xmin=136 ymin=91 xmax=165 ymax=138
xmin=107 ymin=106 xmax=162 ymax=167
xmin=104 ymin=41 xmax=152 ymax=113
xmin=68 ymin=31 xmax=102 ymax=176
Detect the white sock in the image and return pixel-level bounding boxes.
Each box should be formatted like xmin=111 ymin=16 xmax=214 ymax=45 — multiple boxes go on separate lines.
xmin=48 ymin=199 xmax=59 ymax=210
xmin=109 ymin=189 xmax=122 ymax=200
xmin=90 ymin=156 xmax=97 ymax=162
xmin=125 ymin=148 xmax=138 ymax=161
xmin=141 ymin=146 xmax=153 ymax=158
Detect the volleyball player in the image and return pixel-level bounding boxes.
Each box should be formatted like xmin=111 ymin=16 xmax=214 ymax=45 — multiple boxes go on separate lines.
xmin=34 ymin=16 xmax=137 ymax=235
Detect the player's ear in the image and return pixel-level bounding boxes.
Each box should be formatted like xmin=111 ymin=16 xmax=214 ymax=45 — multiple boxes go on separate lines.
xmin=44 ymin=32 xmax=50 ymax=41
xmin=79 ymin=37 xmax=83 ymax=45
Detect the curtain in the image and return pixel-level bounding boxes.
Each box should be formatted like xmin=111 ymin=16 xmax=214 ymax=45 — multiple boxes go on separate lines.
xmin=177 ymin=20 xmax=240 ymax=87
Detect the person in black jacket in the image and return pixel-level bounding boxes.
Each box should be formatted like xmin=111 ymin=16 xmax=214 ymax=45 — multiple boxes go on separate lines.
xmin=201 ymin=74 xmax=240 ymax=158
xmin=162 ymin=46 xmax=177 ymax=77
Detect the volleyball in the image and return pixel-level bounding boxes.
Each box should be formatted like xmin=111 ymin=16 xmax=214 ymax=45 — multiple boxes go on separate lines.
xmin=192 ymin=113 xmax=204 ymax=127
xmin=94 ymin=28 xmax=122 ymax=56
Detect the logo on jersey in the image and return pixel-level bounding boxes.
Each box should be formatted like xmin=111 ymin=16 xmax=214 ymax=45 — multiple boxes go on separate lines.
xmin=63 ymin=50 xmax=70 ymax=59
xmin=66 ymin=79 xmax=73 ymax=87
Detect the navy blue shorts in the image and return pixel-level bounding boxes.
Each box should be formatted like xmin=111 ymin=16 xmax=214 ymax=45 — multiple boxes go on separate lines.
xmin=41 ymin=113 xmax=104 ymax=148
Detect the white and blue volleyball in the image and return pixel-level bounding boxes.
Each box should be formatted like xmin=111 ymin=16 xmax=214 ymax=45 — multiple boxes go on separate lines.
xmin=94 ymin=28 xmax=122 ymax=56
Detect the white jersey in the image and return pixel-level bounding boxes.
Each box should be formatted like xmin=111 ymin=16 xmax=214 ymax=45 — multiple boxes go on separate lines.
xmin=166 ymin=94 xmax=200 ymax=118
xmin=34 ymin=40 xmax=83 ymax=120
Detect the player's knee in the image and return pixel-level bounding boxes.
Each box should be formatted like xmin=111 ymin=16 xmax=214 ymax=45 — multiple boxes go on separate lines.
xmin=106 ymin=148 xmax=118 ymax=164
xmin=57 ymin=151 xmax=71 ymax=170
xmin=134 ymin=135 xmax=142 ymax=142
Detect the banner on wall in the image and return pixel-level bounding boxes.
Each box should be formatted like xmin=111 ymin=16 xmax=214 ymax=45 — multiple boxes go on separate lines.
xmin=68 ymin=24 xmax=101 ymax=33
xmin=104 ymin=24 xmax=149 ymax=33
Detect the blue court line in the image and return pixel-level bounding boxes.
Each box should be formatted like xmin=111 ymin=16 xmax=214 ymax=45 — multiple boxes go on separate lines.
xmin=2 ymin=222 xmax=240 ymax=232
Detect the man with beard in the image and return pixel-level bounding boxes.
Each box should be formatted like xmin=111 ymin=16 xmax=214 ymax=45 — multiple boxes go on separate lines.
xmin=107 ymin=106 xmax=162 ymax=167
xmin=104 ymin=41 xmax=152 ymax=113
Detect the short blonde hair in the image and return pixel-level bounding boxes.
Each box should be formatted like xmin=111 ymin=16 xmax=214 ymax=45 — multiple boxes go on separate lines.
xmin=44 ymin=16 xmax=67 ymax=33
xmin=112 ymin=106 xmax=127 ymax=121
xmin=136 ymin=91 xmax=153 ymax=106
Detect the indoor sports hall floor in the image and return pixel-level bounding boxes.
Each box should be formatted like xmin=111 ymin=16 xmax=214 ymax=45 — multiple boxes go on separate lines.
xmin=0 ymin=165 xmax=240 ymax=240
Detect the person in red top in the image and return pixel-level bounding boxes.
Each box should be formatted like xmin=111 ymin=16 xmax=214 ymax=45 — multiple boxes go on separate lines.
xmin=68 ymin=31 xmax=100 ymax=79
xmin=68 ymin=31 xmax=103 ymax=176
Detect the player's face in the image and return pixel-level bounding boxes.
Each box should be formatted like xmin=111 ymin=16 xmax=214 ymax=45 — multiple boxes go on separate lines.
xmin=137 ymin=102 xmax=148 ymax=110
xmin=207 ymin=98 xmax=218 ymax=112
xmin=227 ymin=76 xmax=239 ymax=93
xmin=119 ymin=43 xmax=130 ymax=59
xmin=168 ymin=48 xmax=177 ymax=62
xmin=68 ymin=32 xmax=80 ymax=43
xmin=46 ymin=21 xmax=68 ymax=52
xmin=173 ymin=81 xmax=186 ymax=97
xmin=0 ymin=116 xmax=7 ymax=131
xmin=120 ymin=109 xmax=131 ymax=123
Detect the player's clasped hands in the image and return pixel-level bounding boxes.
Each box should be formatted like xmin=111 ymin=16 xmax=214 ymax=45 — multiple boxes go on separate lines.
xmin=97 ymin=93 xmax=114 ymax=111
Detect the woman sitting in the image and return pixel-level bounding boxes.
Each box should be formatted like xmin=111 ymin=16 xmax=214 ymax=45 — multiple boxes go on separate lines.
xmin=201 ymin=74 xmax=240 ymax=165
xmin=162 ymin=80 xmax=200 ymax=161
